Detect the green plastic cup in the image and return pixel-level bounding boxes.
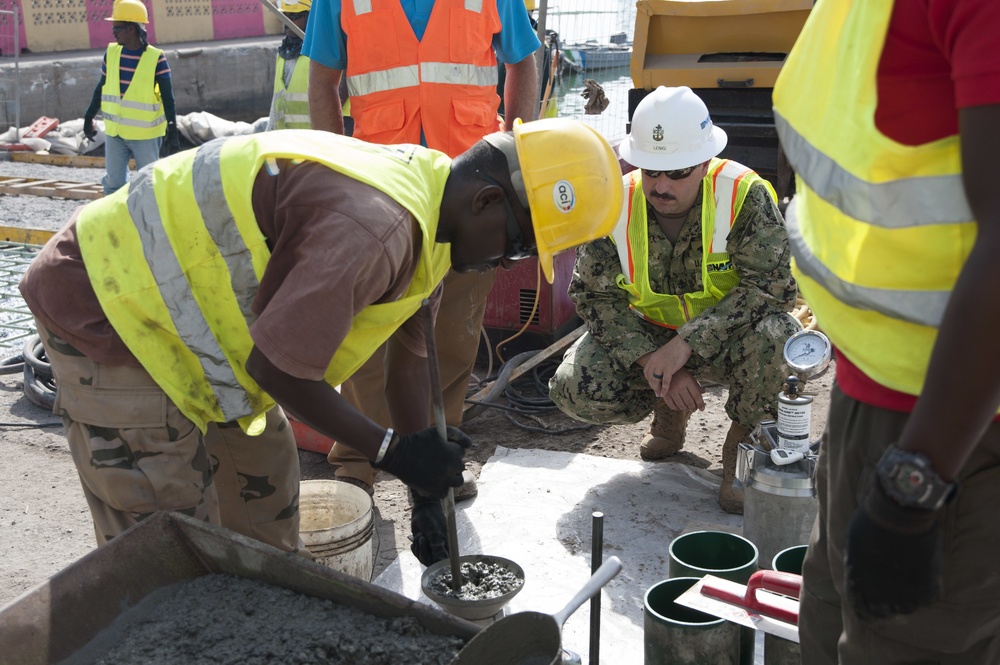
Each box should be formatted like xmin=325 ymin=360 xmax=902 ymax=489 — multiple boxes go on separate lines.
xmin=771 ymin=544 xmax=807 ymax=574
xmin=668 ymin=531 xmax=760 ymax=665
xmin=644 ymin=577 xmax=740 ymax=665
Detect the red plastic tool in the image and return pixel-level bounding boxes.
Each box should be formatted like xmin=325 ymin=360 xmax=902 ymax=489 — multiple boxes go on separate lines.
xmin=701 ymin=570 xmax=801 ymax=625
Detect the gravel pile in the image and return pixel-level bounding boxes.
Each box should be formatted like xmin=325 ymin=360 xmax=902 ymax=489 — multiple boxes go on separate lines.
xmin=82 ymin=574 xmax=466 ymax=665
xmin=0 ymin=157 xmax=106 ymax=233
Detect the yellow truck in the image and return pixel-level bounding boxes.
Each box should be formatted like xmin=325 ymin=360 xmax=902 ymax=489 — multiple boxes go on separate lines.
xmin=630 ymin=0 xmax=813 ymax=199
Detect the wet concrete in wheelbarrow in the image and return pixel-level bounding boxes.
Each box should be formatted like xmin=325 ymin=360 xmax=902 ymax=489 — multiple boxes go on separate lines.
xmin=71 ymin=574 xmax=465 ymax=665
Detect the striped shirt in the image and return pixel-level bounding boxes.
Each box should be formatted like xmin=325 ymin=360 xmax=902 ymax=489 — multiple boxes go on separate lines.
xmin=101 ymin=46 xmax=172 ymax=95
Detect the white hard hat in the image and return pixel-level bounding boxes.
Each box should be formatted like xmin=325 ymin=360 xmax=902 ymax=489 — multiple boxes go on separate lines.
xmin=619 ymin=86 xmax=727 ymax=170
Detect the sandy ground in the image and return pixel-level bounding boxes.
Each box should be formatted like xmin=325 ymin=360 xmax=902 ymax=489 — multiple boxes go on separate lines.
xmin=0 ymin=157 xmax=835 ymax=616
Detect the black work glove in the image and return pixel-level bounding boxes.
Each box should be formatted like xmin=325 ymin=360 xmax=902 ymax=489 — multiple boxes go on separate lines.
xmin=164 ymin=122 xmax=181 ymax=156
xmin=845 ymin=479 xmax=944 ymax=620
xmin=373 ymin=426 xmax=472 ymax=499
xmin=410 ymin=491 xmax=449 ymax=566
xmin=83 ymin=116 xmax=97 ymax=140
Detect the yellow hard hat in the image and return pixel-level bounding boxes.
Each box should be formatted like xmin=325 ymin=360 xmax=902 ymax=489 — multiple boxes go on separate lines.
xmin=105 ymin=0 xmax=149 ymax=24
xmin=278 ymin=0 xmax=312 ymax=12
xmin=486 ymin=118 xmax=624 ymax=284
xmin=524 ymin=0 xmax=537 ymax=11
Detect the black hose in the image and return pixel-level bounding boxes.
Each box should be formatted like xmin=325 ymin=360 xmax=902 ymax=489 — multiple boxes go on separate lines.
xmin=23 ymin=335 xmax=51 ymax=377
xmin=21 ymin=334 xmax=56 ymax=411
xmin=464 ymin=354 xmax=594 ymax=435
xmin=0 ymin=351 xmax=24 ymax=375
xmin=23 ymin=361 xmax=56 ymax=411
xmin=462 ymin=350 xmax=539 ymax=422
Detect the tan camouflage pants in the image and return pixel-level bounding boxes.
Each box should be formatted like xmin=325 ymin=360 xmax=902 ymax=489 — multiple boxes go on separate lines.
xmin=549 ymin=313 xmax=802 ymax=428
xmin=38 ymin=325 xmax=305 ymax=554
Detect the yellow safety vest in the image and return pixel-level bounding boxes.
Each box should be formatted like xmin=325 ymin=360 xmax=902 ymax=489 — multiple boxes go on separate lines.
xmin=773 ymin=0 xmax=973 ymax=398
xmin=101 ymin=44 xmax=166 ymax=140
xmin=611 ymin=159 xmax=775 ymax=328
xmin=76 ymin=130 xmax=452 ymax=434
xmin=272 ymin=55 xmax=312 ymax=129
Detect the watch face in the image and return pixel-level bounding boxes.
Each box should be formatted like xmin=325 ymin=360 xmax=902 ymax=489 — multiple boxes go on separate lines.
xmin=894 ymin=462 xmax=927 ymax=497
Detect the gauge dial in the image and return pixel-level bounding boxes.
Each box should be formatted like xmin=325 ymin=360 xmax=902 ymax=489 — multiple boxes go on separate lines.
xmin=783 ymin=330 xmax=832 ymax=375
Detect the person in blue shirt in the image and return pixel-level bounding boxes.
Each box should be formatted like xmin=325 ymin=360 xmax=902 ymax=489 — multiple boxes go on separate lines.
xmin=301 ymin=0 xmax=542 ymax=564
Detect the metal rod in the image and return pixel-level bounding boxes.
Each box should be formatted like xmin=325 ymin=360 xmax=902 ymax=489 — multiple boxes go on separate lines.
xmin=258 ymin=0 xmax=306 ymax=39
xmin=14 ymin=6 xmax=20 ymax=144
xmin=590 ymin=511 xmax=605 ymax=665
xmin=420 ymin=299 xmax=463 ymax=592
xmin=533 ymin=0 xmax=549 ymax=116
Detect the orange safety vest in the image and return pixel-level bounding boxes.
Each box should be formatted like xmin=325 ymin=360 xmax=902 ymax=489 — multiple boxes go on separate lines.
xmin=341 ymin=0 xmax=502 ymax=157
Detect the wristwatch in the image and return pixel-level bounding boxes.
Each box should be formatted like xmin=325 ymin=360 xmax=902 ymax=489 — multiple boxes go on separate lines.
xmin=875 ymin=445 xmax=956 ymax=511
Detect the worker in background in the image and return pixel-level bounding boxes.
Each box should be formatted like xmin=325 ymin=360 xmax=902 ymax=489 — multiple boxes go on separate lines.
xmin=499 ymin=0 xmax=558 ymax=120
xmin=549 ymin=86 xmax=800 ymax=515
xmin=302 ymin=0 xmax=540 ymax=502
xmin=19 ymin=119 xmax=622 ymax=566
xmin=265 ymin=0 xmax=313 ymax=130
xmin=772 ymin=1 xmax=1000 ymax=662
xmin=82 ymin=0 xmax=179 ymax=195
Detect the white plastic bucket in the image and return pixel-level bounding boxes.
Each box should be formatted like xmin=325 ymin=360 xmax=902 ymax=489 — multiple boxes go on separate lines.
xmin=298 ymin=480 xmax=374 ymax=581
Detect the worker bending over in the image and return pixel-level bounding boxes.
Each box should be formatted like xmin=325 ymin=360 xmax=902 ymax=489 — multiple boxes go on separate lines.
xmin=773 ymin=1 xmax=1000 ymax=662
xmin=82 ymin=0 xmax=179 ymax=195
xmin=549 ymin=86 xmax=800 ymax=514
xmin=19 ymin=119 xmax=622 ymax=565
xmin=302 ymin=0 xmax=539 ymax=500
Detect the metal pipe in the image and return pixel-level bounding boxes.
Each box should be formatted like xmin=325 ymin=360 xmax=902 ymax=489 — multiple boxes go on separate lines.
xmin=421 ymin=299 xmax=463 ymax=592
xmin=258 ymin=0 xmax=305 ymax=39
xmin=590 ymin=511 xmax=604 ymax=665
xmin=14 ymin=6 xmax=19 ymax=143
xmin=533 ymin=0 xmax=549 ymax=115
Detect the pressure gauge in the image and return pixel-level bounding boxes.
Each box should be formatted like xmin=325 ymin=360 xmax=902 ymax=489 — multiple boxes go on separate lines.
xmin=783 ymin=329 xmax=832 ymax=376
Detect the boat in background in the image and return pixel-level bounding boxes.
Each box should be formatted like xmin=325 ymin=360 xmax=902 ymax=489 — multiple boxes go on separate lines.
xmin=564 ymin=32 xmax=632 ymax=72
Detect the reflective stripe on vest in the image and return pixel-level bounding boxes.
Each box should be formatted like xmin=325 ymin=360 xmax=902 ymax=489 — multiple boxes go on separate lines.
xmin=610 ymin=159 xmax=773 ymax=328
xmin=77 ymin=130 xmax=452 ymax=433
xmin=343 ymin=0 xmax=500 ymax=157
xmin=101 ymin=44 xmax=166 ymax=140
xmin=772 ymin=0 xmax=974 ymax=397
xmin=272 ymin=55 xmax=312 ymax=129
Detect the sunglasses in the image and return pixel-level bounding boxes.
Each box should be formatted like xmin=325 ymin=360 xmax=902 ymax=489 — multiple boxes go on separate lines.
xmin=283 ymin=11 xmax=309 ymax=21
xmin=479 ymin=172 xmax=535 ymax=261
xmin=641 ymin=165 xmax=698 ymax=180
xmin=112 ymin=25 xmax=129 ymax=33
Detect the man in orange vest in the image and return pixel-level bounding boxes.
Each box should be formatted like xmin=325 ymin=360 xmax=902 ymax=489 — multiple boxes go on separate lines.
xmin=82 ymin=0 xmax=179 ymax=195
xmin=302 ymin=0 xmax=540 ymax=500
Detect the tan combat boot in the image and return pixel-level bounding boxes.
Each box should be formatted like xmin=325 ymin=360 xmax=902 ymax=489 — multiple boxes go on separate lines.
xmin=640 ymin=402 xmax=693 ymax=460
xmin=720 ymin=422 xmax=751 ymax=514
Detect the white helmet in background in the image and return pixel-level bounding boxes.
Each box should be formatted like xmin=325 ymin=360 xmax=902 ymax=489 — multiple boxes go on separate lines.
xmin=619 ymin=86 xmax=727 ymax=170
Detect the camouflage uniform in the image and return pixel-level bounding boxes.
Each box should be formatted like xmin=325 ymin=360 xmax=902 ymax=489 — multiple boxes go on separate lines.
xmin=38 ymin=325 xmax=306 ymax=554
xmin=549 ymin=181 xmax=800 ymax=429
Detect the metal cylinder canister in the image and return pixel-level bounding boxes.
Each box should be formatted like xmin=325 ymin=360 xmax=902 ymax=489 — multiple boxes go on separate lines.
xmin=736 ymin=428 xmax=818 ymax=569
